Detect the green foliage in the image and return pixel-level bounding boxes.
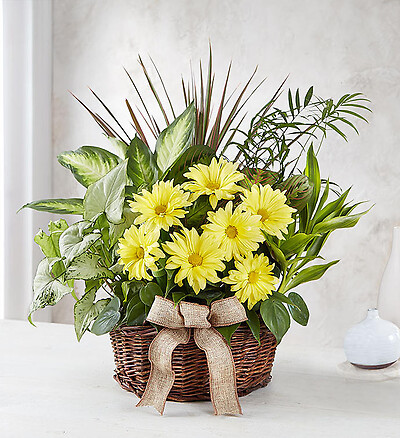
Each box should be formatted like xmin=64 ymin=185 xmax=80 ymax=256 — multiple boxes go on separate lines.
xmin=64 ymin=253 xmax=114 ymax=280
xmin=139 ymin=282 xmax=163 ymax=307
xmin=127 ymin=136 xmax=158 ymax=190
xmin=288 ymin=292 xmax=309 ymax=326
xmin=58 ymin=146 xmax=120 ymax=187
xmin=21 ymin=198 xmax=84 ymax=215
xmin=260 ymin=299 xmax=290 ymax=344
xmin=216 ymin=323 xmax=240 ymax=345
xmin=246 ymin=308 xmax=261 ymax=344
xmin=91 ymin=296 xmax=121 ymax=335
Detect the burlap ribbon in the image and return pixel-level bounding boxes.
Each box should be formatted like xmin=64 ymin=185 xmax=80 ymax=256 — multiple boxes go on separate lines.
xmin=136 ymin=295 xmax=248 ymax=415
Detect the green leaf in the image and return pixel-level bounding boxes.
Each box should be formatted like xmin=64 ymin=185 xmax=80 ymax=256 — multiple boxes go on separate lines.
xmin=264 ymin=234 xmax=287 ymax=270
xmin=288 ymin=292 xmax=309 ymax=326
xmin=280 ymin=233 xmax=318 ymax=257
xmin=34 ymin=219 xmax=68 ymax=259
xmin=246 ymin=308 xmax=260 ymax=344
xmin=185 ymin=196 xmax=212 ymax=228
xmin=304 ymin=86 xmax=313 ymax=107
xmin=125 ymin=299 xmax=146 ymax=326
xmin=161 ymin=144 xmax=215 ymax=183
xmin=73 ymin=289 xmax=109 ymax=341
xmin=270 ymin=291 xmax=297 ymax=307
xmin=29 ymin=258 xmax=73 ymax=324
xmin=216 ymin=323 xmax=240 ymax=346
xmin=84 ymin=160 xmax=128 ymax=224
xmin=58 ymin=146 xmax=120 ymax=188
xmin=172 ymin=291 xmax=187 ymax=305
xmin=313 ymin=188 xmax=350 ymax=225
xmin=127 ymin=136 xmax=158 ymax=189
xmin=285 ymin=260 xmax=339 ymax=292
xmin=313 ymin=209 xmax=370 ymax=234
xmin=304 ymin=145 xmax=320 ymax=217
xmin=91 ymin=296 xmax=121 ymax=335
xmin=260 ymin=299 xmax=290 ymax=344
xmin=65 ymin=252 xmax=114 ymax=280
xmin=155 ymin=103 xmax=195 ymax=174
xmin=21 ymin=198 xmax=84 ymax=215
xmin=59 ymin=221 xmax=100 ymax=266
xmin=109 ymin=207 xmax=138 ymax=247
xmin=139 ymin=282 xmax=163 ymax=307
xmin=107 ymin=136 xmax=129 ymax=159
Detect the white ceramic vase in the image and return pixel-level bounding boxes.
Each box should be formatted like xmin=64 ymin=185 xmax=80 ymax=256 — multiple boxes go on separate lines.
xmin=378 ymin=226 xmax=400 ymax=327
xmin=344 ymin=308 xmax=400 ymax=369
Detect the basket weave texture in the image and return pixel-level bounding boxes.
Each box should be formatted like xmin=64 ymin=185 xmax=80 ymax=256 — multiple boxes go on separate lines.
xmin=110 ymin=322 xmax=277 ymax=402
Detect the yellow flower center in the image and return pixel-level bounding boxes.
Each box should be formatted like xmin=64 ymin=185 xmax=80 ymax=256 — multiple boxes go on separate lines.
xmin=134 ymin=247 xmax=145 ymax=260
xmin=257 ymin=208 xmax=270 ymax=222
xmin=248 ymin=270 xmax=259 ymax=284
xmin=225 ymin=225 xmax=238 ymax=239
xmin=206 ymin=181 xmax=220 ymax=190
xmin=188 ymin=253 xmax=203 ymax=267
xmin=155 ymin=205 xmax=167 ymax=216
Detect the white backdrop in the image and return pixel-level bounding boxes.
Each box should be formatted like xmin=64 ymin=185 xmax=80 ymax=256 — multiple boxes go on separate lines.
xmin=50 ymin=0 xmax=400 ymax=347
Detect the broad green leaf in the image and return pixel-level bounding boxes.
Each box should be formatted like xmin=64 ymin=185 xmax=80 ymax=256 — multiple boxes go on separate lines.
xmin=29 ymin=258 xmax=73 ymax=324
xmin=139 ymin=282 xmax=163 ymax=307
xmin=127 ymin=136 xmax=158 ymax=189
xmin=285 ymin=260 xmax=339 ymax=292
xmin=91 ymin=296 xmax=121 ymax=335
xmin=304 ymin=145 xmax=320 ymax=217
xmin=246 ymin=308 xmax=260 ymax=344
xmin=270 ymin=291 xmax=297 ymax=307
xmin=73 ymin=289 xmax=109 ymax=341
xmin=125 ymin=299 xmax=146 ymax=326
xmin=264 ymin=234 xmax=287 ymax=270
xmin=59 ymin=221 xmax=100 ymax=265
xmin=155 ymin=103 xmax=195 ymax=174
xmin=288 ymin=292 xmax=309 ymax=326
xmin=161 ymin=144 xmax=215 ymax=183
xmin=185 ymin=196 xmax=212 ymax=228
xmin=313 ymin=209 xmax=370 ymax=234
xmin=216 ymin=323 xmax=240 ymax=346
xmin=58 ymin=146 xmax=120 ymax=188
xmin=260 ymin=299 xmax=290 ymax=344
xmin=192 ymin=290 xmax=224 ymax=305
xmin=65 ymin=253 xmax=114 ymax=280
xmin=172 ymin=291 xmax=187 ymax=305
xmin=109 ymin=207 xmax=138 ymax=247
xmin=84 ymin=160 xmax=128 ymax=224
xmin=34 ymin=219 xmax=68 ymax=259
xmin=21 ymin=198 xmax=84 ymax=215
xmin=280 ymin=233 xmax=318 ymax=256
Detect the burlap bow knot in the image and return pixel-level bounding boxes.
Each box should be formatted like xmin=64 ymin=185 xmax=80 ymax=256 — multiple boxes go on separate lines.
xmin=136 ymin=295 xmax=248 ymax=415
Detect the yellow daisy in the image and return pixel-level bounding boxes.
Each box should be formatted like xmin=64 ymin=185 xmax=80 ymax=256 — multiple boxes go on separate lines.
xmin=241 ymin=184 xmax=296 ymax=239
xmin=117 ymin=225 xmax=164 ymax=281
xmin=129 ymin=180 xmax=192 ymax=231
xmin=163 ymin=227 xmax=225 ymax=294
xmin=183 ymin=157 xmax=244 ymax=209
xmin=223 ymin=253 xmax=279 ymax=309
xmin=202 ymin=201 xmax=264 ymax=261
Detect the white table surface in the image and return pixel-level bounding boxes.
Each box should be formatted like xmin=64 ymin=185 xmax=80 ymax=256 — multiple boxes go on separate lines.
xmin=1 ymin=319 xmax=399 ymax=438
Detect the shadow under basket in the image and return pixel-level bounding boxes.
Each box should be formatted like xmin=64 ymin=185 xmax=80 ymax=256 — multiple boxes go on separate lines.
xmin=109 ymin=323 xmax=277 ymax=402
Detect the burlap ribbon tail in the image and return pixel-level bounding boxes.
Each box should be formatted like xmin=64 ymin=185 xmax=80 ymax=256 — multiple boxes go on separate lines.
xmin=136 ymin=295 xmax=248 ymax=415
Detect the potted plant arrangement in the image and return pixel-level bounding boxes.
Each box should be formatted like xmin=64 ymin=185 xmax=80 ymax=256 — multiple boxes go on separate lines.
xmin=23 ymin=50 xmax=370 ymax=415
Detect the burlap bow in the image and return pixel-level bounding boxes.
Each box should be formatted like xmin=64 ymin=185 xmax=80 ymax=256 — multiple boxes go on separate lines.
xmin=136 ymin=295 xmax=248 ymax=415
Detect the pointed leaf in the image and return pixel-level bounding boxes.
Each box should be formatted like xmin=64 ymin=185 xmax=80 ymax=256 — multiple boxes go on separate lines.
xmin=288 ymin=292 xmax=309 ymax=326
xmin=260 ymin=299 xmax=290 ymax=344
xmin=84 ymin=160 xmax=128 ymax=224
xmin=127 ymin=136 xmax=158 ymax=189
xmin=34 ymin=219 xmax=68 ymax=259
xmin=216 ymin=323 xmax=240 ymax=346
xmin=285 ymin=260 xmax=339 ymax=292
xmin=58 ymin=146 xmax=120 ymax=188
xmin=29 ymin=258 xmax=73 ymax=324
xmin=21 ymin=198 xmax=84 ymax=215
xmin=65 ymin=253 xmax=114 ymax=280
xmin=59 ymin=221 xmax=100 ymax=266
xmin=246 ymin=308 xmax=260 ymax=344
xmin=313 ymin=209 xmax=370 ymax=234
xmin=155 ymin=103 xmax=195 ymax=174
xmin=280 ymin=233 xmax=318 ymax=256
xmin=139 ymin=282 xmax=163 ymax=307
xmin=91 ymin=296 xmax=121 ymax=335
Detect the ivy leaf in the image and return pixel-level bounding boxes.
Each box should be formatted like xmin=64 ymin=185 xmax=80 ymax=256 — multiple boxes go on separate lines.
xmin=288 ymin=292 xmax=309 ymax=326
xmin=246 ymin=308 xmax=260 ymax=345
xmin=260 ymin=299 xmax=290 ymax=344
xmin=59 ymin=221 xmax=100 ymax=266
xmin=127 ymin=136 xmax=158 ymax=190
xmin=139 ymin=282 xmax=163 ymax=307
xmin=285 ymin=260 xmax=339 ymax=292
xmin=21 ymin=198 xmax=84 ymax=215
xmin=84 ymin=160 xmax=128 ymax=224
xmin=73 ymin=289 xmax=109 ymax=341
xmin=58 ymin=146 xmax=120 ymax=188
xmin=155 ymin=103 xmax=195 ymax=174
xmin=65 ymin=253 xmax=114 ymax=280
xmin=216 ymin=323 xmax=240 ymax=346
xmin=29 ymin=258 xmax=73 ymax=325
xmin=91 ymin=296 xmax=121 ymax=335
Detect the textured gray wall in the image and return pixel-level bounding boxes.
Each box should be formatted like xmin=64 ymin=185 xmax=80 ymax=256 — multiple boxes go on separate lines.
xmin=52 ymin=0 xmax=400 ymax=347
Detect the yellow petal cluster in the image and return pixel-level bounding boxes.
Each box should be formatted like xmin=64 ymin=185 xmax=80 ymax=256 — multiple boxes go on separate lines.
xmin=163 ymin=227 xmax=225 ymax=293
xmin=183 ymin=157 xmax=244 ymax=209
xmin=241 ymin=184 xmax=296 ymax=239
xmin=223 ymin=253 xmax=279 ymax=309
xmin=117 ymin=225 xmax=164 ymax=281
xmin=129 ymin=180 xmax=192 ymax=231
xmin=202 ymin=201 xmax=264 ymax=261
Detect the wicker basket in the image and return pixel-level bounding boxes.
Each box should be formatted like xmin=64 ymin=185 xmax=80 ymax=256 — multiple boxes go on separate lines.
xmin=110 ymin=322 xmax=277 ymax=402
